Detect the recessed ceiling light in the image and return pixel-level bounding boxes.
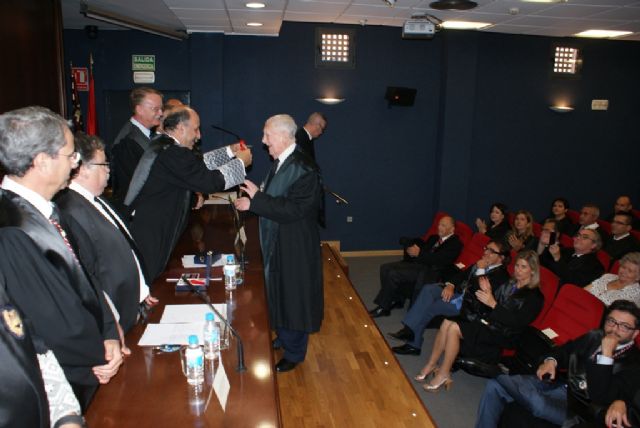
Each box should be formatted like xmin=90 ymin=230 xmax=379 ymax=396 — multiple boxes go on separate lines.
xmin=574 ymin=29 xmax=632 ymax=38
xmin=441 ymin=20 xmax=492 ymax=30
xmin=246 ymin=2 xmax=265 ymax=8
xmin=247 ymin=22 xmax=263 ymax=27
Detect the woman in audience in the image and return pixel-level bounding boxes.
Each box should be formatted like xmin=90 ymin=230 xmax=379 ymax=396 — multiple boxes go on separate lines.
xmin=548 ymin=197 xmax=577 ymax=237
xmin=476 ymin=203 xmax=510 ymax=243
xmin=506 ymin=210 xmax=538 ymax=252
xmin=585 ymin=252 xmax=640 ymax=306
xmin=416 ymin=250 xmax=544 ymax=392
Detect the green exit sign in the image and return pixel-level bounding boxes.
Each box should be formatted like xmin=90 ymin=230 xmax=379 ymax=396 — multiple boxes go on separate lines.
xmin=132 ymin=55 xmax=155 ymax=71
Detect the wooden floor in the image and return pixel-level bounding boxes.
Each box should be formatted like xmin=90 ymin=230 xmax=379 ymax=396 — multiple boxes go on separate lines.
xmin=276 ymin=244 xmax=436 ymax=427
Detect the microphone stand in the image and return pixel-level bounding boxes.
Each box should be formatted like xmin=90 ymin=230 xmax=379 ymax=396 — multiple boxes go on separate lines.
xmin=324 ymin=186 xmax=349 ymax=205
xmin=181 ymin=274 xmax=247 ymax=372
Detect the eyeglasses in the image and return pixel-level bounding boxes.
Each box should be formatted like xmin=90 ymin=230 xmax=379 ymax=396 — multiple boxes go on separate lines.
xmin=58 ymin=150 xmax=80 ymax=163
xmin=612 ymin=220 xmax=631 ymax=226
xmin=574 ymin=233 xmax=595 ymax=241
xmin=142 ymin=103 xmax=163 ymax=113
xmin=89 ymin=162 xmax=110 ymax=168
xmin=604 ymin=317 xmax=637 ymax=333
xmin=483 ymin=246 xmax=501 ymax=255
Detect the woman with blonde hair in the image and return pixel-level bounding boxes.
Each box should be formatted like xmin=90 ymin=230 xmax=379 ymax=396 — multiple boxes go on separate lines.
xmin=416 ymin=250 xmax=544 ymax=392
xmin=585 ymin=252 xmax=640 ymax=306
xmin=507 ymin=210 xmax=537 ymax=252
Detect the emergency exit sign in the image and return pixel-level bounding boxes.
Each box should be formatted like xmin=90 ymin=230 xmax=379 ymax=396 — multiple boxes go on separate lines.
xmin=132 ymin=55 xmax=155 ymax=71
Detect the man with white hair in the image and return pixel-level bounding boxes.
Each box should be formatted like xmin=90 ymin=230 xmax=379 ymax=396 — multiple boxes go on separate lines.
xmin=235 ymin=114 xmax=324 ymax=372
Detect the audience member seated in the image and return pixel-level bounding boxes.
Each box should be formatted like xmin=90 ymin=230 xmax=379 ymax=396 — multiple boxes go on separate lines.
xmin=415 ymin=250 xmax=544 ymax=392
xmin=536 ymin=218 xmax=560 ymax=256
xmin=606 ymin=195 xmax=640 ymax=231
xmin=506 ymin=210 xmax=538 ymax=252
xmin=602 ymin=376 xmax=640 ymax=428
xmin=603 ymin=212 xmax=640 ymax=264
xmin=540 ymin=228 xmax=605 ymax=288
xmin=475 ymin=300 xmax=640 ymax=428
xmin=547 ymin=197 xmax=578 ymax=237
xmin=388 ymin=240 xmax=511 ymax=356
xmin=585 ymin=252 xmax=640 ymax=307
xmin=577 ymin=203 xmax=608 ymax=242
xmin=475 ymin=202 xmax=510 ymax=243
xmin=369 ymin=216 xmax=462 ymax=318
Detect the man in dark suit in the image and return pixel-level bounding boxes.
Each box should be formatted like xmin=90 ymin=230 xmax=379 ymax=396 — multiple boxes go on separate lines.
xmin=235 ymin=114 xmax=324 ymax=373
xmin=110 ymin=87 xmax=163 ymax=212
xmin=540 ymin=228 xmax=605 ymax=287
xmin=125 ymin=106 xmax=251 ymax=281
xmin=295 ymin=112 xmax=326 ymax=161
xmin=606 ymin=195 xmax=640 ymax=231
xmin=0 ymin=232 xmax=84 ymax=428
xmin=0 ymin=106 xmax=122 ymax=410
xmin=603 ymin=212 xmax=640 ymax=265
xmin=475 ymin=299 xmax=640 ymax=428
xmin=368 ymin=215 xmax=463 ymax=318
xmin=55 ymin=132 xmax=156 ymax=342
xmin=577 ymin=203 xmax=608 ymax=243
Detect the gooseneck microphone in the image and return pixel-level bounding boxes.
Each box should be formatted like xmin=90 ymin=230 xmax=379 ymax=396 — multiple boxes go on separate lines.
xmin=181 ymin=274 xmax=247 ymax=372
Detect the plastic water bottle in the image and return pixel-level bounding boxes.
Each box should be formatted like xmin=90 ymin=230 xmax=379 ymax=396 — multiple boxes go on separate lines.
xmin=203 ymin=312 xmax=219 ymax=360
xmin=224 ymin=255 xmax=237 ymax=291
xmin=185 ymin=335 xmax=204 ymax=386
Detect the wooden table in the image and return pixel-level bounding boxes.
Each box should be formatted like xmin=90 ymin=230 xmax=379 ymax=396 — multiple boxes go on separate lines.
xmin=86 ymin=205 xmax=280 ymax=427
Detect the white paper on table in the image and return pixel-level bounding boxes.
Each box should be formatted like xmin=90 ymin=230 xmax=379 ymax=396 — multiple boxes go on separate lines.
xmin=213 ymin=357 xmax=231 ymax=411
xmin=181 ymin=254 xmax=232 ymax=268
xmin=204 ymin=192 xmax=237 ymax=205
xmin=137 ymin=323 xmax=203 ymax=346
xmin=541 ymin=328 xmax=559 ymax=340
xmin=160 ymin=304 xmax=227 ymax=324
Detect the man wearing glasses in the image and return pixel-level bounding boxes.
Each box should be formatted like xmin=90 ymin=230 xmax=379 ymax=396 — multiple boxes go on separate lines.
xmin=475 ymin=299 xmax=640 ymax=428
xmin=55 ymin=132 xmax=157 ymax=351
xmin=603 ymin=212 xmax=640 ymax=265
xmin=111 ymin=87 xmax=163 ymax=212
xmin=0 ymin=107 xmax=122 ymax=409
xmin=541 ymin=228 xmax=605 ymax=288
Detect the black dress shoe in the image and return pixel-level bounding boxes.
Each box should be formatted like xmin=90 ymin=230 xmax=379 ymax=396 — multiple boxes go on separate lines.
xmin=388 ymin=326 xmax=415 ymax=342
xmin=391 ymin=344 xmax=421 ymax=355
xmin=272 ymin=339 xmax=282 ymax=350
xmin=275 ymin=358 xmax=298 ymax=372
xmin=368 ymin=306 xmax=391 ymax=318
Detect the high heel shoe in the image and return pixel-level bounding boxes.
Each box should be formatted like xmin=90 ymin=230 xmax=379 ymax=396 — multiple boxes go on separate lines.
xmin=414 ymin=366 xmax=438 ymax=382
xmin=423 ymin=376 xmax=453 ymax=393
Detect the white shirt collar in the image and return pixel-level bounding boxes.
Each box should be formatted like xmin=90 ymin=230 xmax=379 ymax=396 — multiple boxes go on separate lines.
xmin=1 ymin=176 xmax=53 ymax=219
xmin=276 ymin=143 xmax=297 ymax=171
xmin=130 ymin=117 xmax=152 ymax=139
xmin=303 ymin=126 xmax=313 ymax=140
xmin=69 ymin=181 xmax=96 ymax=202
xmin=440 ymin=233 xmax=454 ymax=242
xmin=613 ymin=232 xmax=630 ymax=241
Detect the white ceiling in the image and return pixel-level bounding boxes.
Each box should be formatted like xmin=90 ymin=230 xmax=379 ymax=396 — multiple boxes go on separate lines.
xmin=61 ymin=0 xmax=640 ymax=41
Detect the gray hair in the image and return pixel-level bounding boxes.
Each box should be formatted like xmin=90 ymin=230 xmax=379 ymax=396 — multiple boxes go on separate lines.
xmin=265 ymin=114 xmax=297 ymax=141
xmin=0 ymin=106 xmax=68 ymax=177
xmin=620 ymin=252 xmax=640 ymax=270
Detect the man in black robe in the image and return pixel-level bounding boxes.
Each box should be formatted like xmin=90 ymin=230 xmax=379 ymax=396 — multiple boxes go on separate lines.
xmin=0 ymin=106 xmax=122 ymax=410
xmin=235 ymin=114 xmax=323 ymax=373
xmin=125 ymin=106 xmax=251 ymax=281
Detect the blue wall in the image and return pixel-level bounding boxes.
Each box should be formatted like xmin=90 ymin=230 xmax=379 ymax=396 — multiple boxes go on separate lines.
xmin=63 ymin=23 xmax=640 ymax=250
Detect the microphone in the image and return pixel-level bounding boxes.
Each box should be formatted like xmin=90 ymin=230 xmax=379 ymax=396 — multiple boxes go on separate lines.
xmin=210 ymin=124 xmax=248 ymax=150
xmin=181 ymin=274 xmax=247 ymax=372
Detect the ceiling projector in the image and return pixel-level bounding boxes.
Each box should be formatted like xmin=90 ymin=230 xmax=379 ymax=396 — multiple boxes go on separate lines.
xmin=402 ymin=19 xmax=436 ymax=39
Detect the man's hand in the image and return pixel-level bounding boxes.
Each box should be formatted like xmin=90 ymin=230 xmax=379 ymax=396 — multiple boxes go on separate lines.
xmin=192 ymin=192 xmax=205 ymax=210
xmin=549 ymin=243 xmax=561 ymax=261
xmin=92 ymin=340 xmax=123 ymax=384
xmin=239 ymin=180 xmax=259 ymax=198
xmin=234 ymin=197 xmax=251 ymax=212
xmin=605 ymin=400 xmax=630 ymax=428
xmin=406 ymin=244 xmax=420 ymax=258
xmin=601 ymin=334 xmax=620 ymax=358
xmin=441 ymin=284 xmax=455 ymax=302
xmin=116 ymin=322 xmax=131 ymax=357
xmin=235 ymin=149 xmax=252 ymax=167
xmin=476 ymin=258 xmax=488 ymax=269
xmin=145 ymin=294 xmax=159 ymax=307
xmin=536 ymin=358 xmax=557 ymax=381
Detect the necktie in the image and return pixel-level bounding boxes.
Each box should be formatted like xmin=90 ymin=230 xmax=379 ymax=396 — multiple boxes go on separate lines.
xmin=264 ymin=158 xmax=280 ymax=191
xmin=49 ymin=208 xmax=80 ymax=263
